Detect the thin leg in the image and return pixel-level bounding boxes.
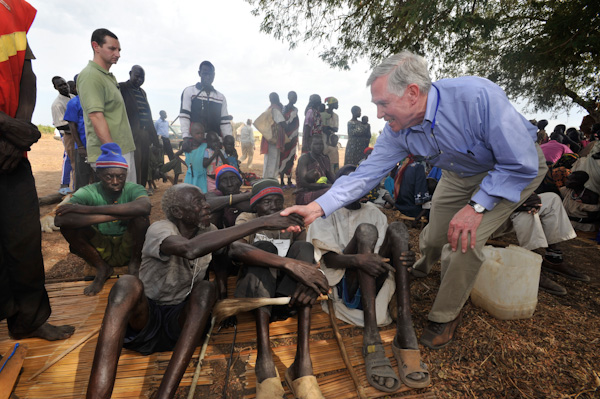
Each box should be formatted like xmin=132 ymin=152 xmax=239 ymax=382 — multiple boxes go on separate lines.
xmin=87 ymin=276 xmax=149 ymax=399
xmin=155 ymin=281 xmax=216 ymax=399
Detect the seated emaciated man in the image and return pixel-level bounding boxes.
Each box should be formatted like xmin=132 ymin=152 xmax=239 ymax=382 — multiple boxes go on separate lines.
xmin=204 ymin=164 xmax=253 ymax=326
xmin=229 ymin=179 xmax=329 ymax=399
xmin=86 ymin=183 xmax=324 ymax=399
xmin=306 ymin=165 xmax=430 ymax=392
xmin=55 ymin=143 xmax=151 ymax=296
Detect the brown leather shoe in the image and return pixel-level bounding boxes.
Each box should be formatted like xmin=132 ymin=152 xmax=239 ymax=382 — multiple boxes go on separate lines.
xmin=542 ymin=259 xmax=590 ymax=282
xmin=420 ymin=313 xmax=462 ymax=350
xmin=538 ymin=274 xmax=567 ymax=296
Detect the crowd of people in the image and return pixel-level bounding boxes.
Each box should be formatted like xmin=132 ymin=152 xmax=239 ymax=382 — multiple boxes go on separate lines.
xmin=2 ymin=2 xmax=599 ymax=398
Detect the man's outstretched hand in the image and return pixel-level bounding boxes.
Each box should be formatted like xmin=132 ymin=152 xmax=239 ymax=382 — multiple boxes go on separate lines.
xmin=280 ymin=202 xmax=324 ymax=233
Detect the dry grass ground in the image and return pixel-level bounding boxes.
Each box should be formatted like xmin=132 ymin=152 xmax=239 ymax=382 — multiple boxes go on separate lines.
xmin=26 ymin=135 xmax=600 ymax=398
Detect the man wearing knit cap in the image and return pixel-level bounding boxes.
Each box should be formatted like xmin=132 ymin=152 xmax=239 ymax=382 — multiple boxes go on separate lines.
xmin=56 ymin=143 xmax=151 ymax=296
xmin=86 ymin=183 xmax=326 ymax=398
xmin=205 ymin=164 xmax=252 ymax=320
xmin=230 ymin=179 xmax=326 ymax=398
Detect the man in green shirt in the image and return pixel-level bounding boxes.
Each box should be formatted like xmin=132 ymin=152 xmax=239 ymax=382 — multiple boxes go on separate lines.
xmin=77 ymin=28 xmax=136 ymax=182
xmin=55 ymin=143 xmax=150 ymax=296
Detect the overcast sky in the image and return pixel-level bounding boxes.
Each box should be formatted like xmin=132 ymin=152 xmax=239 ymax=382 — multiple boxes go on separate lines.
xmin=27 ymin=0 xmax=587 ymax=135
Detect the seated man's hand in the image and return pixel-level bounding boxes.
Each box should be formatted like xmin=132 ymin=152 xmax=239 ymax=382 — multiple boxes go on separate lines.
xmin=0 ymin=116 xmax=41 ymax=149
xmin=56 ymin=203 xmax=87 ymax=216
xmin=283 ymin=260 xmax=329 ymax=296
xmin=261 ymin=212 xmax=305 ymax=230
xmin=515 ymin=192 xmax=542 ymax=214
xmin=290 ymin=283 xmax=319 ymax=307
xmin=354 ymin=253 xmax=392 ymax=278
xmin=0 ymin=139 xmax=24 ymax=173
xmin=397 ymin=250 xmax=416 ymax=268
xmin=280 ymin=202 xmax=324 ymax=230
xmin=219 ymin=315 xmax=237 ymax=330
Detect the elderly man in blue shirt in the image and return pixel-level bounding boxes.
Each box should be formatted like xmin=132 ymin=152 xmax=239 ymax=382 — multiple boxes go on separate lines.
xmin=283 ymin=50 xmax=547 ymax=350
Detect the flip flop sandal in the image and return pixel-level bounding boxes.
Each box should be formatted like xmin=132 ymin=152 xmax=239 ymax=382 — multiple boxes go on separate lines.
xmin=284 ymin=367 xmax=324 ymax=399
xmin=256 ymin=368 xmax=285 ymax=399
xmin=392 ymin=342 xmax=431 ymax=389
xmin=363 ymin=343 xmax=402 ymax=393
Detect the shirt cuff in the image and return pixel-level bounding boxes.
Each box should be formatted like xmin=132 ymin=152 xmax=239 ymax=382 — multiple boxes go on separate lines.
xmin=315 ymin=194 xmax=339 ymax=218
xmin=471 ymin=191 xmax=501 ymax=212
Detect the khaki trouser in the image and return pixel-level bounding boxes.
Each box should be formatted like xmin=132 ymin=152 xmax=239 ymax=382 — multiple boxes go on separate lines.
xmin=412 ymin=145 xmax=547 ymax=323
xmin=240 ymin=142 xmax=254 ymax=166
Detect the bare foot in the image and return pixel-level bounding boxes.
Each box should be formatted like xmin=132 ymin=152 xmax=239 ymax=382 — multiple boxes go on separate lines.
xmin=13 ymin=322 xmax=75 ymax=341
xmin=84 ymin=265 xmax=113 ymax=296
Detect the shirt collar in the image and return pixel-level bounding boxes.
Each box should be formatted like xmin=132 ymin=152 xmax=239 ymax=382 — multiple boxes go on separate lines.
xmin=89 ymin=60 xmax=113 ymax=76
xmin=406 ymin=85 xmax=439 ymax=134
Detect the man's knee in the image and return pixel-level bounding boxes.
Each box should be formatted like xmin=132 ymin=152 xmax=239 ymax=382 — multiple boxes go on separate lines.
xmin=287 ymin=241 xmax=314 ymax=263
xmin=253 ymin=240 xmax=278 ymax=254
xmin=107 ymin=275 xmax=144 ymax=307
xmin=129 ymin=215 xmax=150 ymax=231
xmin=189 ymin=280 xmax=217 ymax=309
xmin=386 ymin=221 xmax=409 ymax=241
xmin=354 ymin=223 xmax=378 ymax=245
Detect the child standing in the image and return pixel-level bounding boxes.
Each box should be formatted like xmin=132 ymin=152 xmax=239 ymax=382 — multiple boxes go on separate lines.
xmin=203 ymin=131 xmax=227 ymax=192
xmin=184 ymin=122 xmax=209 ymax=193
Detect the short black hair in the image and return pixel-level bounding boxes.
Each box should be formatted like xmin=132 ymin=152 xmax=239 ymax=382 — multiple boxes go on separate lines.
xmin=51 ymin=76 xmax=63 ymax=85
xmin=91 ymin=28 xmax=118 ymax=47
xmin=199 ymin=61 xmax=214 ymax=71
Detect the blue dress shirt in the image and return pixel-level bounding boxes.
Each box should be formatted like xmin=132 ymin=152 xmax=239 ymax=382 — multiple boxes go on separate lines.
xmin=316 ymin=76 xmax=538 ymax=216
xmin=155 ymin=118 xmax=170 ymax=138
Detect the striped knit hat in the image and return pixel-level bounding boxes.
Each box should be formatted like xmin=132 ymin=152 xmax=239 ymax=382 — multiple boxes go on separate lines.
xmin=215 ymin=164 xmax=242 ymax=188
xmin=96 ymin=143 xmax=128 ymax=169
xmin=250 ymin=179 xmax=283 ymax=208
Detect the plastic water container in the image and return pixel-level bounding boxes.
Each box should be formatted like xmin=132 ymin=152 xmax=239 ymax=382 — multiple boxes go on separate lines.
xmin=470 ymin=245 xmax=542 ymax=320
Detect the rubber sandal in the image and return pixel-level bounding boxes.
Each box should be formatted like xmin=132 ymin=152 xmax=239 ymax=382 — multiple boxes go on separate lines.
xmin=284 ymin=367 xmax=324 ymax=399
xmin=392 ymin=341 xmax=430 ymax=388
xmin=256 ymin=368 xmax=285 ymax=399
xmin=363 ymin=343 xmax=401 ymax=393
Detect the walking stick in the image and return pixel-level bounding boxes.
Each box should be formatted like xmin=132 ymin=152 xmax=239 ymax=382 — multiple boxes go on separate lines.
xmin=187 ymin=316 xmax=216 ymax=399
xmin=221 ymin=323 xmax=238 ymax=398
xmin=28 ymin=327 xmax=100 ymax=381
xmin=327 ymin=298 xmax=368 ymax=399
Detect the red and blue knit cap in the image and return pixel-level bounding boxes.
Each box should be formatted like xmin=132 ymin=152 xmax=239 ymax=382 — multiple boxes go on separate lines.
xmin=96 ymin=143 xmax=128 ymax=169
xmin=215 ymin=164 xmax=242 ymax=188
xmin=250 ymin=178 xmax=283 ymax=208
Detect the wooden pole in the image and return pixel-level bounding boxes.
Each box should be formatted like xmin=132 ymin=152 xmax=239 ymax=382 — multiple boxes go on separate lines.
xmin=326 ymin=298 xmax=368 ymax=399
xmin=28 ymin=327 xmax=100 ymax=381
xmin=187 ymin=316 xmax=216 ymax=399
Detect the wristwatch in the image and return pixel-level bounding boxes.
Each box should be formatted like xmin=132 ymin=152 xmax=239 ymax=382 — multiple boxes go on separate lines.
xmin=468 ymin=200 xmax=486 ymax=214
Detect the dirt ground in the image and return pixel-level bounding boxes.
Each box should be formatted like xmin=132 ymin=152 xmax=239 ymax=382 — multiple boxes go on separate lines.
xmin=30 ymin=134 xmax=600 ymax=398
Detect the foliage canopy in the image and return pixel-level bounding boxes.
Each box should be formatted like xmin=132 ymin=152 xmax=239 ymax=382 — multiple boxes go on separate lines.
xmin=247 ymin=0 xmax=600 ymax=120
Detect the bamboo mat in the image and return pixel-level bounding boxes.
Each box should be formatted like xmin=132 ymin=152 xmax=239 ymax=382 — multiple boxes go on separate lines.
xmin=0 ymin=278 xmax=434 ymax=398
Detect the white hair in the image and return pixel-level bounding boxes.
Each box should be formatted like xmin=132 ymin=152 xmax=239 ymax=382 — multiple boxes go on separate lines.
xmin=366 ymin=50 xmax=432 ymax=96
xmin=162 ymin=183 xmax=201 ymax=222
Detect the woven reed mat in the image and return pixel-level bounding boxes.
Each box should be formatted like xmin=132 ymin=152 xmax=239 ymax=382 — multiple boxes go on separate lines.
xmin=0 ymin=278 xmax=434 ymax=398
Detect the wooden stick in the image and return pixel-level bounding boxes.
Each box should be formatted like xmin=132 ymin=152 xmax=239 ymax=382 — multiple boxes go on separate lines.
xmin=326 ymin=298 xmax=367 ymax=399
xmin=0 ymin=344 xmax=28 ymax=399
xmin=187 ymin=316 xmax=216 ymax=399
xmin=28 ymin=327 xmax=100 ymax=381
xmin=213 ymin=295 xmax=328 ymax=323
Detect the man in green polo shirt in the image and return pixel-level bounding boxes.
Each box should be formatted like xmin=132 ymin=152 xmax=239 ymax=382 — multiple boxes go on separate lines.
xmin=55 ymin=143 xmax=150 ymax=296
xmin=77 ymin=28 xmax=136 ymax=183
